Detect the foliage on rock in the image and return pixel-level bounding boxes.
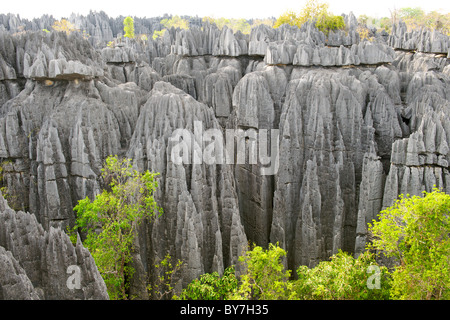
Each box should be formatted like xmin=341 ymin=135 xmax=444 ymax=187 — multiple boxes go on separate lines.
xmin=74 ymin=155 xmax=162 ymax=300
xmin=368 ymin=189 xmax=450 ymax=300
xmin=274 ymin=0 xmax=345 ymax=35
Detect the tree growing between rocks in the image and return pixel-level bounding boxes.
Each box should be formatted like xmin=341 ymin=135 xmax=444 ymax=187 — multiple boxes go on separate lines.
xmin=153 ymin=15 xmax=189 ymax=39
xmin=274 ymin=0 xmax=345 ymax=35
xmin=123 ymin=16 xmax=135 ymax=38
xmin=177 ymin=190 xmax=450 ymax=300
xmin=52 ymin=19 xmax=78 ymax=34
xmin=368 ymin=189 xmax=450 ymax=300
xmin=73 ymin=155 xmax=162 ymax=300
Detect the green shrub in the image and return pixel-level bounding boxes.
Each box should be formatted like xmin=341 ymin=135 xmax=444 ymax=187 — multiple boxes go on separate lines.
xmin=368 ymin=189 xmax=450 ymax=300
xmin=274 ymin=0 xmax=345 ymax=35
xmin=74 ymin=155 xmax=162 ymax=299
xmin=233 ymin=243 xmax=295 ymax=300
xmin=123 ymin=16 xmax=135 ymax=39
xmin=294 ymin=250 xmax=391 ymax=300
xmin=176 ymin=266 xmax=238 ymax=300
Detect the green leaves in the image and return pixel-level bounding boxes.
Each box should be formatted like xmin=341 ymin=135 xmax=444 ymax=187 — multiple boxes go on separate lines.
xmin=368 ymin=189 xmax=450 ymax=299
xmin=294 ymin=250 xmax=391 ymax=300
xmin=234 ymin=243 xmax=292 ymax=300
xmin=123 ymin=16 xmax=135 ymax=39
xmin=73 ymin=155 xmax=162 ymax=300
xmin=176 ymin=266 xmax=238 ymax=300
xmin=178 ymin=244 xmax=392 ymax=300
xmin=274 ymin=0 xmax=345 ymax=35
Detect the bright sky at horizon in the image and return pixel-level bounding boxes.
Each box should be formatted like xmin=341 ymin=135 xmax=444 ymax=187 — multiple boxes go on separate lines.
xmin=2 ymin=0 xmax=450 ymax=21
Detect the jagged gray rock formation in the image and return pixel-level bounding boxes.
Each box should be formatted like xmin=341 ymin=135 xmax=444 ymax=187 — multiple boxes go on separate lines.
xmin=0 ymin=12 xmax=449 ymax=299
xmin=290 ymin=41 xmax=395 ymax=67
xmin=0 ymin=192 xmax=108 ymax=299
xmin=389 ymin=20 xmax=450 ymax=54
xmin=270 ymin=68 xmax=370 ymax=268
xmin=0 ymin=246 xmax=40 ymax=299
xmin=127 ymin=81 xmax=248 ymax=289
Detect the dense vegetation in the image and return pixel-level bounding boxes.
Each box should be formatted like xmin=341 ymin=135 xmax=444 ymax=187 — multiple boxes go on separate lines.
xmin=123 ymin=16 xmax=135 ymax=39
xmin=176 ymin=190 xmax=449 ymax=300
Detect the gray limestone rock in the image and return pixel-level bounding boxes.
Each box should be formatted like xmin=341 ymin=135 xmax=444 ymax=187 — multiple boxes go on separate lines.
xmin=351 ymin=40 xmax=396 ymax=65
xmin=0 ymin=192 xmax=108 ymax=299
xmin=354 ymin=148 xmax=385 ymax=257
xmin=1 ymin=12 xmax=450 ymax=300
xmin=265 ymin=40 xmax=298 ymax=65
xmin=126 ymin=81 xmax=248 ymax=288
xmin=0 ymin=79 xmax=133 ymax=230
xmin=0 ymin=246 xmax=40 ymax=299
xmin=248 ymin=24 xmax=277 ymax=56
xmin=213 ymin=26 xmax=248 ymax=57
xmin=17 ymin=32 xmax=104 ymax=80
xmin=389 ymin=20 xmax=450 ymax=54
xmin=270 ymin=69 xmax=370 ymax=269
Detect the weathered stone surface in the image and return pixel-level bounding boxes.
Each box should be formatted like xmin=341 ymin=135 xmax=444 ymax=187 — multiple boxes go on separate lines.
xmin=0 ymin=245 xmax=40 ymax=300
xmin=270 ymin=69 xmax=369 ymax=269
xmin=19 ymin=32 xmax=103 ymax=80
xmin=127 ymin=82 xmax=248 ymax=287
xmin=354 ymin=148 xmax=385 ymax=257
xmin=389 ymin=20 xmax=450 ymax=54
xmin=0 ymin=192 xmax=108 ymax=299
xmin=212 ymin=26 xmax=248 ymax=57
xmin=101 ymin=46 xmax=135 ymax=63
xmin=0 ymin=73 xmax=153 ymax=232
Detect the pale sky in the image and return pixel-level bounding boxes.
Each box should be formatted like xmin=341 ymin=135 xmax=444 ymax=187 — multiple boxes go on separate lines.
xmin=2 ymin=0 xmax=450 ymax=20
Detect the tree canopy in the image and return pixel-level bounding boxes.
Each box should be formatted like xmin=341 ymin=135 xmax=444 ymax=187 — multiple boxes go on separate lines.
xmin=52 ymin=19 xmax=78 ymax=34
xmin=368 ymin=189 xmax=450 ymax=299
xmin=123 ymin=16 xmax=135 ymax=38
xmin=274 ymin=0 xmax=345 ymax=35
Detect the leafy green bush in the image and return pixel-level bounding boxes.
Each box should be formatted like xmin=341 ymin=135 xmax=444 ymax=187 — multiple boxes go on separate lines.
xmin=74 ymin=155 xmax=162 ymax=299
xmin=176 ymin=266 xmax=238 ymax=300
xmin=152 ymin=29 xmax=166 ymax=40
xmin=274 ymin=0 xmax=345 ymax=35
xmin=160 ymin=15 xmax=189 ymax=30
xmin=149 ymin=253 xmax=184 ymax=300
xmin=315 ymin=13 xmax=345 ymax=35
xmin=233 ymin=243 xmax=295 ymax=300
xmin=123 ymin=16 xmax=135 ymax=39
xmin=368 ymin=189 xmax=450 ymax=300
xmin=294 ymin=250 xmax=391 ymax=300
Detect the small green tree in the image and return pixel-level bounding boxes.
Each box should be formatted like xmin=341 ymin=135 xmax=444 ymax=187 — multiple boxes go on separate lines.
xmin=52 ymin=19 xmax=78 ymax=34
xmin=368 ymin=189 xmax=450 ymax=300
xmin=149 ymin=253 xmax=184 ymax=300
xmin=233 ymin=243 xmax=295 ymax=300
xmin=153 ymin=16 xmax=189 ymax=40
xmin=152 ymin=29 xmax=166 ymax=40
xmin=123 ymin=16 xmax=135 ymax=39
xmin=74 ymin=155 xmax=162 ymax=300
xmin=274 ymin=0 xmax=345 ymax=35
xmin=294 ymin=250 xmax=391 ymax=300
xmin=176 ymin=266 xmax=238 ymax=300
xmin=160 ymin=15 xmax=189 ymax=29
